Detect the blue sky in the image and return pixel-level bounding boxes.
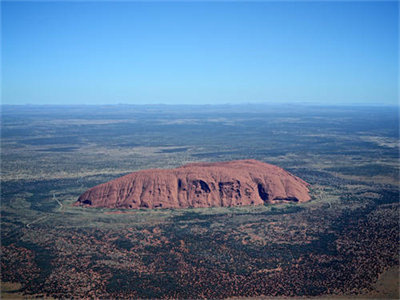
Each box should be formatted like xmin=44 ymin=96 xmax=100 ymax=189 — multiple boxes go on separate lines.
xmin=2 ymin=1 xmax=398 ymax=105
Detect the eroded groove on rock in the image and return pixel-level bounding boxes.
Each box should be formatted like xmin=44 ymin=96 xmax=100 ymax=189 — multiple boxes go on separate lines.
xmin=257 ymin=183 xmax=269 ymax=201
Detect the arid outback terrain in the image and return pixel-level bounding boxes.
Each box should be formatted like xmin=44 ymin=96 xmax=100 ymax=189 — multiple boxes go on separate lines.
xmin=1 ymin=104 xmax=399 ymax=298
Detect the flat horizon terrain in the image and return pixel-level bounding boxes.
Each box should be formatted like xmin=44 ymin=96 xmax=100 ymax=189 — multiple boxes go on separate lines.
xmin=1 ymin=104 xmax=399 ymax=298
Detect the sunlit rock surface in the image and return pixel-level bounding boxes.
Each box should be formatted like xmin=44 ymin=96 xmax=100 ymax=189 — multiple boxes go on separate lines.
xmin=75 ymin=159 xmax=311 ymax=209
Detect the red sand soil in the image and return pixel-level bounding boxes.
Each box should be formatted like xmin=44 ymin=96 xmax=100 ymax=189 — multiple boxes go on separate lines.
xmin=75 ymin=159 xmax=311 ymax=209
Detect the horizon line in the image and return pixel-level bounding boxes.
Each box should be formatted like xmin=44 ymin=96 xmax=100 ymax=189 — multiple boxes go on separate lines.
xmin=1 ymin=102 xmax=399 ymax=107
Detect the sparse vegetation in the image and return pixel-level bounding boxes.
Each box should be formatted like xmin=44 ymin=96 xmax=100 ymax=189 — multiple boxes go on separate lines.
xmin=1 ymin=104 xmax=399 ymax=298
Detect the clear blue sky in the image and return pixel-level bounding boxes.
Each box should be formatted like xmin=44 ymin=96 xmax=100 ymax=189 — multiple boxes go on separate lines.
xmin=2 ymin=1 xmax=398 ymax=105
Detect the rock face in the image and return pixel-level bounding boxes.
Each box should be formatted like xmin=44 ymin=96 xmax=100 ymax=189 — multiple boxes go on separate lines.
xmin=75 ymin=159 xmax=311 ymax=209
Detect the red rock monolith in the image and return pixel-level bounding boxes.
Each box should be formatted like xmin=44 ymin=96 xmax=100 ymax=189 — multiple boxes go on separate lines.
xmin=75 ymin=159 xmax=311 ymax=209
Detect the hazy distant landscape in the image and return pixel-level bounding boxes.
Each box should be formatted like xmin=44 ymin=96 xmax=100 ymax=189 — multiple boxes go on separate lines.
xmin=1 ymin=104 xmax=398 ymax=298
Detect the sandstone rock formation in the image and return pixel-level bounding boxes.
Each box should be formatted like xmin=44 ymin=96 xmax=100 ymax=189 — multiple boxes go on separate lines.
xmin=75 ymin=159 xmax=311 ymax=209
